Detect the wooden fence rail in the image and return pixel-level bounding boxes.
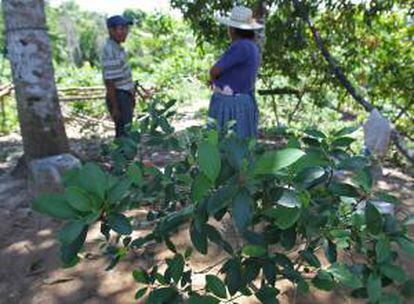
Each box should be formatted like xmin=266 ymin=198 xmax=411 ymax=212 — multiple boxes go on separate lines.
xmin=0 ymin=83 xmax=107 ymax=103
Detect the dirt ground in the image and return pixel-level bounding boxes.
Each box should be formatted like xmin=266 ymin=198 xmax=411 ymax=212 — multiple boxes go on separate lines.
xmin=0 ymin=108 xmax=413 ymax=304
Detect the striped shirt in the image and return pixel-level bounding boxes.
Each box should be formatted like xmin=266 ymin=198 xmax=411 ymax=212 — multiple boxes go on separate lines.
xmin=101 ymin=38 xmax=134 ymax=92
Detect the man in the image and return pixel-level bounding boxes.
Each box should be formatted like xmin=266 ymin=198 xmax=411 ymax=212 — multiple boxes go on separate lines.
xmin=101 ymin=15 xmax=135 ymax=138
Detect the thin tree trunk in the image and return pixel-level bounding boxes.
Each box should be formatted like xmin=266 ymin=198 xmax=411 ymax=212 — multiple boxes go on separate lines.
xmin=2 ymin=0 xmax=69 ymax=162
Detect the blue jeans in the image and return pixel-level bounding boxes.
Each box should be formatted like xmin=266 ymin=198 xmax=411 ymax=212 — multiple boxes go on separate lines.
xmin=106 ymin=89 xmax=134 ymax=138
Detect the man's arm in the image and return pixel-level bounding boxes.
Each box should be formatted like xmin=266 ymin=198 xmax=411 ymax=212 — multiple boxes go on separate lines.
xmin=105 ymin=80 xmax=121 ymax=122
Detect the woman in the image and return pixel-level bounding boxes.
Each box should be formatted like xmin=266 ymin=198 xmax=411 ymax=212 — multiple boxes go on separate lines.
xmin=208 ymin=6 xmax=263 ymax=139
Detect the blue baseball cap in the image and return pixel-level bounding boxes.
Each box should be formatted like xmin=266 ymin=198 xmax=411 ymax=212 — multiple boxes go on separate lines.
xmin=106 ymin=15 xmax=133 ymax=28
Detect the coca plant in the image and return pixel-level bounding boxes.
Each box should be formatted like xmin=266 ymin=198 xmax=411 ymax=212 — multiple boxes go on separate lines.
xmin=33 ymin=113 xmax=414 ymax=303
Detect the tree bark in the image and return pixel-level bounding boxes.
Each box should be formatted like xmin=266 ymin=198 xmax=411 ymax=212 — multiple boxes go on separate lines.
xmin=2 ymin=0 xmax=69 ymax=161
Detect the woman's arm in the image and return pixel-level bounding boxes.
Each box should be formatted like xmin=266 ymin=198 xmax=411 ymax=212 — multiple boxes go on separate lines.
xmin=209 ymin=66 xmax=222 ymax=83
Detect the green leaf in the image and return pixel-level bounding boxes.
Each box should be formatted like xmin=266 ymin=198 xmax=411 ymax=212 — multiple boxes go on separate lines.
xmin=324 ymin=240 xmax=337 ymax=263
xmin=107 ymin=179 xmax=131 ymax=205
xmin=332 ymin=136 xmax=355 ymax=147
xmin=304 ymin=129 xmax=326 ymax=139
xmin=376 ymin=236 xmax=391 ymax=263
xmin=380 ymin=292 xmax=402 ymax=304
xmin=375 ymin=192 xmax=401 ymax=205
xmin=190 ymin=221 xmax=208 ymax=254
xmin=205 ymin=224 xmax=233 ymax=255
xmin=328 ymin=263 xmax=363 ymax=289
xmin=403 ymin=215 xmax=414 ymax=226
xmin=367 ymin=273 xmax=382 ymax=302
xmin=107 ymin=213 xmax=132 ymax=235
xmin=155 ymin=273 xmax=168 ymax=285
xmin=262 ymin=259 xmax=277 ymax=285
xmin=254 ymin=149 xmax=305 ymax=176
xmin=198 ymin=140 xmax=221 ymax=182
xmin=207 ymin=129 xmax=219 ymax=145
xmin=365 ymin=202 xmax=383 ymax=235
xmin=380 ymin=264 xmax=406 ymax=283
xmin=291 ymin=151 xmax=329 ymax=173
xmin=242 ymin=245 xmax=267 ymax=257
xmin=134 ymin=287 xmax=148 ymax=300
xmin=300 ymin=250 xmax=321 ymax=268
xmin=255 ymin=286 xmax=279 ymax=304
xmin=165 ymin=238 xmax=177 ymax=253
xmin=352 ymin=168 xmax=373 ymax=192
xmin=127 ymin=163 xmax=143 ymax=186
xmin=130 ymin=234 xmax=155 ymax=249
xmin=58 ymin=221 xmax=87 ymax=245
xmin=287 ymin=137 xmax=301 ymax=149
xmin=158 ymin=116 xmax=174 ymax=134
xmin=206 ymin=275 xmax=227 ymax=298
xmin=402 ymin=280 xmax=414 ymax=298
xmin=267 ymin=205 xmax=301 ymax=230
xmin=166 ymin=254 xmax=185 ymax=284
xmin=83 ymin=212 xmax=100 ymax=224
xmin=334 ymin=126 xmax=359 ymax=137
xmin=312 ymin=270 xmax=336 ymax=291
xmin=338 ymin=156 xmax=368 ymax=171
xmin=147 ymin=287 xmax=178 ymax=304
xmin=78 ymin=163 xmax=107 ymax=199
xmin=33 ymin=193 xmax=78 ymax=220
xmin=188 ymin=294 xmax=220 ymax=304
xmin=244 ymin=259 xmax=261 ymax=284
xmin=222 ymin=258 xmax=243 ymax=296
xmin=60 ymin=226 xmax=88 ymax=267
xmin=396 ymin=237 xmax=414 ymax=256
xmin=192 ymin=173 xmax=212 ymax=203
xmin=206 ymin=185 xmax=237 ymax=214
xmin=133 ymin=268 xmax=149 ymax=284
xmin=276 ymin=191 xmax=301 ymax=208
xmin=65 ymin=187 xmax=92 ymax=212
xmin=294 ymin=166 xmax=327 ymax=189
xmin=329 ymin=182 xmax=359 ymax=197
xmin=232 ymin=189 xmax=253 ymax=232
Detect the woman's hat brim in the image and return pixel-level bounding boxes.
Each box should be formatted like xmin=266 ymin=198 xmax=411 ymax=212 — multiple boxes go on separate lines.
xmin=216 ymin=16 xmax=264 ymax=30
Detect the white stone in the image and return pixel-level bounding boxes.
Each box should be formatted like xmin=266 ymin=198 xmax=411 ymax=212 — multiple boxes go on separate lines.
xmin=28 ymin=153 xmax=81 ymax=195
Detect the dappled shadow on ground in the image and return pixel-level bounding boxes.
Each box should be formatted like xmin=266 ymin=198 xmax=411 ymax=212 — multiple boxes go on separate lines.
xmin=1 ymin=168 xmax=412 ymax=304
xmin=0 ymin=174 xmax=153 ymax=304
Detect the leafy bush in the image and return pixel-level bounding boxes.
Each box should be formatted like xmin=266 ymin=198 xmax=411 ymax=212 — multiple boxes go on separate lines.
xmin=33 ymin=101 xmax=414 ymax=303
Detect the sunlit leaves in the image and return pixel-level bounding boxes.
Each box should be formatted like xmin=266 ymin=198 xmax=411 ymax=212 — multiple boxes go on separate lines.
xmin=254 ymin=149 xmax=305 ymax=176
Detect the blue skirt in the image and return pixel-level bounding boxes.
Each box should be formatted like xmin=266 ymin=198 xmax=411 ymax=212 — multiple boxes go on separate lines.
xmin=208 ymin=92 xmax=259 ymax=139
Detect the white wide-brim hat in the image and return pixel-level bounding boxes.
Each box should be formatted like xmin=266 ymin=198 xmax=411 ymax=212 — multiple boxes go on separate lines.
xmin=216 ymin=6 xmax=264 ymax=30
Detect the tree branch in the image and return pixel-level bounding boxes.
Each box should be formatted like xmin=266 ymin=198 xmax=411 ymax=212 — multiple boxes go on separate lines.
xmin=393 ymin=100 xmax=414 ymax=123
xmin=292 ymin=0 xmax=414 ymax=164
xmin=258 ymin=87 xmax=305 ymax=96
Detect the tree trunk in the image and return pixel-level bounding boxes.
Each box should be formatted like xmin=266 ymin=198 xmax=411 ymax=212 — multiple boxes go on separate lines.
xmin=2 ymin=0 xmax=69 ymax=162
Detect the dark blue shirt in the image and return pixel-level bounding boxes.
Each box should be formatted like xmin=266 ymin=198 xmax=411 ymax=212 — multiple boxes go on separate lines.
xmin=214 ymin=39 xmax=261 ymax=95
